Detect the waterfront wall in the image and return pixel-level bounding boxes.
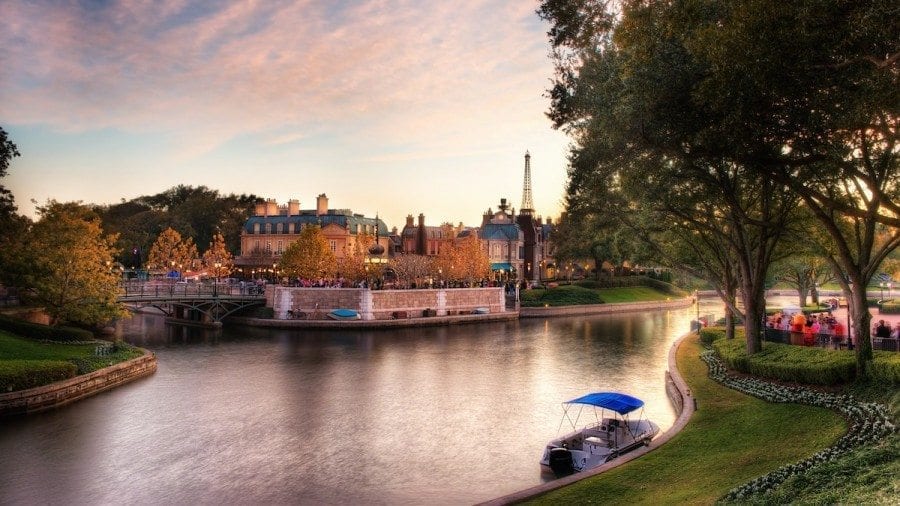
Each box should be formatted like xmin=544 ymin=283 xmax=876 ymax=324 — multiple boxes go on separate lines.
xmin=519 ymin=297 xmax=693 ymax=318
xmin=0 ymin=352 xmax=157 ymax=417
xmin=269 ymin=287 xmax=506 ymax=320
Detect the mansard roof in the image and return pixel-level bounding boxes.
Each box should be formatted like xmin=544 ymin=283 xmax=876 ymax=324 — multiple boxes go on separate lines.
xmin=480 ymin=222 xmax=522 ymax=241
xmin=244 ymin=211 xmax=388 ymax=236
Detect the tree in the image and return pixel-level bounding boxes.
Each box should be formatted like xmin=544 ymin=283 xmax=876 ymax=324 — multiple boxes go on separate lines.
xmin=453 ymin=234 xmax=492 ymax=285
xmin=0 ymin=126 xmax=30 ymax=287
xmin=389 ymin=254 xmax=432 ymax=288
xmin=18 ymin=201 xmax=124 ymax=326
xmin=0 ymin=126 xmax=21 ymax=221
xmin=279 ymin=226 xmax=336 ymax=280
xmin=202 ymin=232 xmax=234 ymax=280
xmin=337 ymin=232 xmax=375 ymax=283
xmin=147 ymin=227 xmax=198 ymax=274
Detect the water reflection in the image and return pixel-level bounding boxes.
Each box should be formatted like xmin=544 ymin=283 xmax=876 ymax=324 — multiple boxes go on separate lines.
xmin=1 ymin=308 xmax=695 ymax=505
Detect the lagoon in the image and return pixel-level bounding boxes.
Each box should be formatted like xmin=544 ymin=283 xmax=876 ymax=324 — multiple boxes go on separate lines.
xmin=1 ymin=306 xmax=697 ymax=505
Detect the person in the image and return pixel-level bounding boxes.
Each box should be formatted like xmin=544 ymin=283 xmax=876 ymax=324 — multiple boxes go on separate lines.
xmin=874 ymin=319 xmax=891 ymax=338
xmin=892 ymin=323 xmax=900 ymax=339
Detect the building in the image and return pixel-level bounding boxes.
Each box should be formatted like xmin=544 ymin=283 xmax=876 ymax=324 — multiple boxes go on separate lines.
xmin=476 ymin=197 xmax=525 ymax=280
xmin=236 ymin=194 xmax=390 ymax=273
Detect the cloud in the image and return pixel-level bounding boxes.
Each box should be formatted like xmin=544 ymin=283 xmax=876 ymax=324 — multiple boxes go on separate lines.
xmin=0 ymin=0 xmax=554 ymax=159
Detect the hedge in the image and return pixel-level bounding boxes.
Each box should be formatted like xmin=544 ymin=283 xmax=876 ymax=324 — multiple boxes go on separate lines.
xmin=699 ymin=327 xmax=726 ymax=345
xmin=0 ymin=360 xmax=77 ymax=392
xmin=0 ymin=314 xmax=95 ymax=342
xmin=521 ymin=285 xmax=604 ymax=307
xmin=870 ymin=351 xmax=900 ymax=384
xmin=713 ymin=338 xmax=857 ymax=385
xmin=879 ymin=302 xmax=900 ymax=314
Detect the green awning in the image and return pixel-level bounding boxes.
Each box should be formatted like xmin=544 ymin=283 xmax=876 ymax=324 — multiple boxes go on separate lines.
xmin=491 ymin=262 xmax=513 ymax=271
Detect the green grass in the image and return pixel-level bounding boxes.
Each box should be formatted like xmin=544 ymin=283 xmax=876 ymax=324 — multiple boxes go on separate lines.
xmin=596 ymin=286 xmax=676 ymax=303
xmin=521 ymin=285 xmax=675 ymax=307
xmin=0 ymin=329 xmax=144 ymax=391
xmin=526 ymin=335 xmax=847 ymax=505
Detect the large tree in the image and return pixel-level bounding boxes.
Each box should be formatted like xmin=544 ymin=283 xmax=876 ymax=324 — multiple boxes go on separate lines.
xmin=202 ymin=232 xmax=234 ymax=280
xmin=538 ymin=0 xmax=897 ymax=363
xmin=0 ymin=127 xmax=30 ymax=288
xmin=18 ymin=202 xmax=124 ymax=326
xmin=279 ymin=226 xmax=336 ymax=281
xmin=147 ymin=227 xmax=198 ymax=274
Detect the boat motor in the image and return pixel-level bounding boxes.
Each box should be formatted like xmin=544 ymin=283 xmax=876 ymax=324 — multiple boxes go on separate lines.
xmin=548 ymin=447 xmax=574 ymax=477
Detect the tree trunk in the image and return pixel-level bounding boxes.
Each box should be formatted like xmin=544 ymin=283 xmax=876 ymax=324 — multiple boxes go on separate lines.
xmin=798 ymin=285 xmax=809 ymax=308
xmin=811 ymin=284 xmax=820 ymax=305
xmin=724 ymin=304 xmax=735 ymax=340
xmin=849 ymin=286 xmax=873 ymax=378
xmin=743 ymin=293 xmax=763 ymax=354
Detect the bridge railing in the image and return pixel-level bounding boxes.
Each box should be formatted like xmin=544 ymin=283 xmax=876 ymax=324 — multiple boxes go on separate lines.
xmin=119 ymin=281 xmax=266 ymax=299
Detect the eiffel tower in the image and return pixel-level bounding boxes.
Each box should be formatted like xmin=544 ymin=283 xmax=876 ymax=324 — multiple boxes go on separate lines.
xmin=520 ymin=151 xmax=535 ymax=215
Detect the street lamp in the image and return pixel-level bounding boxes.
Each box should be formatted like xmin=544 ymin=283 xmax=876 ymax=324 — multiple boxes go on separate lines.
xmin=879 ymin=282 xmax=885 ymax=300
xmin=696 ymin=290 xmax=701 ymax=333
xmin=214 ymin=261 xmax=221 ymax=297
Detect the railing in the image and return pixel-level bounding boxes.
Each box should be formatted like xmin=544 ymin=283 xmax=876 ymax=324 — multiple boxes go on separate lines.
xmin=118 ymin=281 xmax=265 ymax=299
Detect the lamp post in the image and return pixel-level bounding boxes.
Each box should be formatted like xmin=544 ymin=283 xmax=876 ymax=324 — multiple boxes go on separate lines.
xmin=696 ymin=290 xmax=701 ymax=334
xmin=214 ymin=261 xmax=221 ymax=297
xmin=879 ymin=282 xmax=885 ymax=301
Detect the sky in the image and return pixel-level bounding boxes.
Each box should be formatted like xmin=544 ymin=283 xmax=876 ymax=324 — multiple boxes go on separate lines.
xmin=0 ymin=0 xmax=570 ymax=231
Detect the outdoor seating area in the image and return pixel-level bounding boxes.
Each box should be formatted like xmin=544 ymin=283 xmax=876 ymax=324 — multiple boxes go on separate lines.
xmin=765 ymin=309 xmax=900 ymax=352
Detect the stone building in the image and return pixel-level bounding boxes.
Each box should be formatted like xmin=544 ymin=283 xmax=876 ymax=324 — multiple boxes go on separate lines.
xmin=235 ymin=194 xmax=390 ymax=273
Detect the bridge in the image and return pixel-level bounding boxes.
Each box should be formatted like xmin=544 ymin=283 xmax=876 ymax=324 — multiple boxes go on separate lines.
xmin=118 ymin=282 xmax=266 ymax=325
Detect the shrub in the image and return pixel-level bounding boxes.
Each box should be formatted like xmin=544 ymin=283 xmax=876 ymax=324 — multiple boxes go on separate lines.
xmin=521 ymin=285 xmax=603 ymax=307
xmin=0 ymin=315 xmax=95 ymax=342
xmin=574 ymin=279 xmax=601 ymax=289
xmin=879 ymin=302 xmax=900 ymax=314
xmin=0 ymin=360 xmax=77 ymax=392
xmin=699 ymin=327 xmax=726 ymax=345
xmin=713 ymin=338 xmax=856 ymax=385
xmin=870 ymin=351 xmax=900 ymax=384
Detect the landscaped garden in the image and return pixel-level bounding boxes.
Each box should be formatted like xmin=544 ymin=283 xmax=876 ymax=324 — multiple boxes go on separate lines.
xmin=520 ymin=281 xmax=680 ymax=307
xmin=0 ymin=329 xmax=144 ymax=392
xmin=526 ymin=334 xmax=899 ymax=504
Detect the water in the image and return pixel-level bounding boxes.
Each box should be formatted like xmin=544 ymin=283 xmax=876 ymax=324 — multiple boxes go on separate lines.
xmin=1 ymin=307 xmax=695 ymax=505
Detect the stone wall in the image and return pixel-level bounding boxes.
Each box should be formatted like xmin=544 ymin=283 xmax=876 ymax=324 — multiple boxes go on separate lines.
xmin=0 ymin=352 xmax=157 ymax=417
xmin=271 ymin=287 xmax=505 ymax=320
xmin=519 ymin=298 xmax=692 ymax=318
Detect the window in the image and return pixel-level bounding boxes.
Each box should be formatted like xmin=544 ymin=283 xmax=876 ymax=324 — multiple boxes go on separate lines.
xmin=330 ymin=240 xmax=337 ymax=252
xmin=265 ymin=241 xmax=271 ymax=252
xmin=265 ymin=223 xmax=272 ymax=234
xmin=288 ymin=223 xmax=294 ymax=234
xmin=253 ymin=223 xmax=260 ymax=234
xmin=254 ymin=240 xmax=260 ymax=251
xmin=277 ymin=240 xmax=283 ymax=254
xmin=519 ymin=246 xmax=525 ymax=259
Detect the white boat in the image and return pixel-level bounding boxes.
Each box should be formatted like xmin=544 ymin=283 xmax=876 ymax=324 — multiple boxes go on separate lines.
xmin=540 ymin=392 xmax=660 ymax=476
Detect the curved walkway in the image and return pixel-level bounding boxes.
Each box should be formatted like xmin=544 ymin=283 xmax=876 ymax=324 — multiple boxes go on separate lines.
xmin=479 ymin=332 xmax=697 ymax=505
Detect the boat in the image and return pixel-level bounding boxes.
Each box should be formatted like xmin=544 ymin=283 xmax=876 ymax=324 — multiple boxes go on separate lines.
xmin=540 ymin=392 xmax=660 ymax=477
xmin=327 ymin=308 xmax=361 ymax=320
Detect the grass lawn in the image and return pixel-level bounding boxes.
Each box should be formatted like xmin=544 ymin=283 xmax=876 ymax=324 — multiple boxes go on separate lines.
xmin=597 ymin=286 xmax=676 ymax=303
xmin=521 ymin=285 xmax=677 ymax=307
xmin=526 ymin=335 xmax=847 ymax=505
xmin=0 ymin=329 xmax=144 ymax=386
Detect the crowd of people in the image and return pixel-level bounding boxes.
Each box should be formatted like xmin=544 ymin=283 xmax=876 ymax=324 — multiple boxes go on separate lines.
xmin=767 ymin=311 xmax=848 ymax=348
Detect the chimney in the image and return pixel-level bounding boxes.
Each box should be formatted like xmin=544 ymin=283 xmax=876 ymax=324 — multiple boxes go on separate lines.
xmin=546 ymin=217 xmax=553 ymax=225
xmin=288 ymin=199 xmax=300 ymax=216
xmin=417 ymin=213 xmax=426 ymax=255
xmin=316 ymin=194 xmax=328 ymax=216
xmin=406 ymin=214 xmax=414 ymax=227
xmin=254 ymin=201 xmax=266 ymax=216
xmin=265 ymin=199 xmax=278 ymax=216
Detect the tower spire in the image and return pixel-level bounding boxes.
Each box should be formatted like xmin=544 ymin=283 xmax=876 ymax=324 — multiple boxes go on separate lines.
xmin=520 ymin=150 xmax=534 ymax=215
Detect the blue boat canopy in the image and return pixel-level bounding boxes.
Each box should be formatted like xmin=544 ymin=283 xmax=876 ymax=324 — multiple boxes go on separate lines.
xmin=565 ymin=392 xmax=645 ymax=415
xmin=330 ymin=309 xmax=359 ymax=318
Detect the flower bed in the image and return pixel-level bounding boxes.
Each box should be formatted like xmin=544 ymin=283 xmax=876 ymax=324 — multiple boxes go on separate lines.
xmin=701 ymin=349 xmax=896 ymax=501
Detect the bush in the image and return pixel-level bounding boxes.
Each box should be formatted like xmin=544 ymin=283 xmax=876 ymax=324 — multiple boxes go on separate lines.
xmin=699 ymin=327 xmax=726 ymax=345
xmin=870 ymin=351 xmax=900 ymax=384
xmin=713 ymin=338 xmax=857 ymax=385
xmin=879 ymin=302 xmax=900 ymax=314
xmin=574 ymin=280 xmax=601 ymax=289
xmin=0 ymin=315 xmax=95 ymax=342
xmin=0 ymin=360 xmax=77 ymax=392
xmin=520 ymin=285 xmax=603 ymax=307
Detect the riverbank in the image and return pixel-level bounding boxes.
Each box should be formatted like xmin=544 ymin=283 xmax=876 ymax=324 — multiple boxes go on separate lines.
xmin=229 ymin=310 xmax=518 ymax=329
xmin=0 ymin=351 xmax=157 ymax=417
xmin=494 ymin=334 xmax=848 ymax=504
xmin=520 ymin=297 xmax=692 ymax=318
xmin=482 ymin=331 xmax=697 ymax=505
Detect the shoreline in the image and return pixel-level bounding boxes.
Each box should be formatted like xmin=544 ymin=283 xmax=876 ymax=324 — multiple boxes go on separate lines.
xmin=478 ymin=331 xmax=697 ymax=505
xmin=0 ymin=350 xmax=157 ymax=417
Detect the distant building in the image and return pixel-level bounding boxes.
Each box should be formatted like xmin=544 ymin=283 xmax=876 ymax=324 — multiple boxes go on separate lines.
xmin=477 ymin=197 xmax=525 ymax=280
xmin=236 ymin=194 xmax=390 ymax=273
xmin=399 ymin=214 xmax=465 ymax=256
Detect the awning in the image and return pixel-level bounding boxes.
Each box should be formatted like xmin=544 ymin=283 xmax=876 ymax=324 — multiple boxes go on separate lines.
xmin=491 ymin=262 xmax=513 ymax=271
xmin=565 ymin=392 xmax=645 ymax=415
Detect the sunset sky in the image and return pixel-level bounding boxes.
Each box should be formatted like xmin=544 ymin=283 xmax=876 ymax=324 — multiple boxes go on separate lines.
xmin=1 ymin=0 xmax=569 ymax=230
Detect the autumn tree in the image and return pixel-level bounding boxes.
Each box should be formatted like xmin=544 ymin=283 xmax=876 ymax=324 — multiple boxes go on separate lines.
xmin=147 ymin=227 xmax=198 ymax=274
xmin=338 ymin=232 xmax=375 ymax=283
xmin=202 ymin=232 xmax=234 ymax=280
xmin=18 ymin=201 xmax=125 ymax=326
xmin=0 ymin=126 xmax=30 ymax=288
xmin=453 ymin=234 xmax=491 ymax=285
xmin=279 ymin=225 xmax=336 ymax=280
xmin=389 ymin=254 xmax=431 ymax=288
